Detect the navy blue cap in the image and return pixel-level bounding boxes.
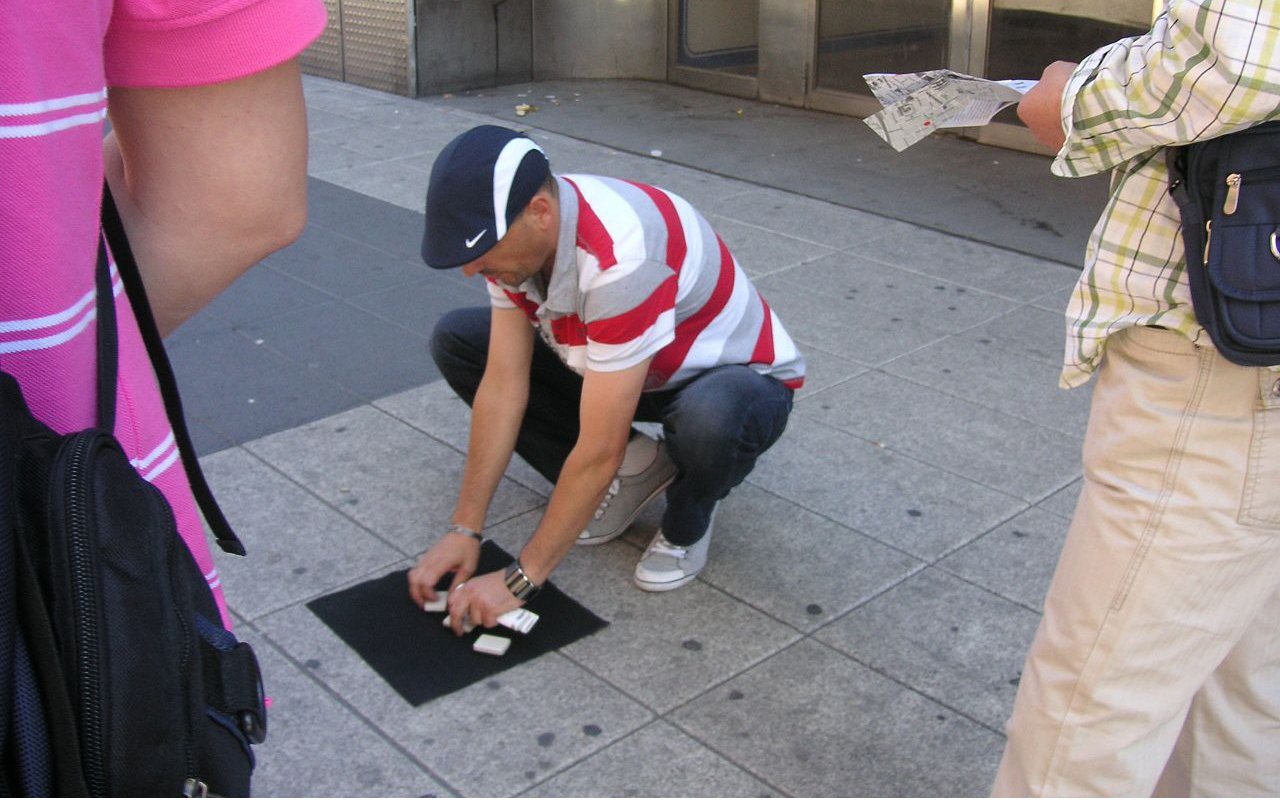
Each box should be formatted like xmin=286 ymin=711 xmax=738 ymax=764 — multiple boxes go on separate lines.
xmin=421 ymin=125 xmax=551 ymax=269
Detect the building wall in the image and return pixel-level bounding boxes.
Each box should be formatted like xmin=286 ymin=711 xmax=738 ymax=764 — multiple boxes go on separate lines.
xmin=532 ymin=0 xmax=667 ymax=81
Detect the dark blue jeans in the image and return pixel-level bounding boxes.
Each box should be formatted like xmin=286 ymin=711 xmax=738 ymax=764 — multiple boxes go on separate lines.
xmin=431 ymin=306 xmax=794 ymax=544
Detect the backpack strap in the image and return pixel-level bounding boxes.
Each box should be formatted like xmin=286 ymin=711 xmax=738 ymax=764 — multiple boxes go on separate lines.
xmin=94 ymin=235 xmax=118 ymax=434
xmin=99 ymin=184 xmax=247 ymax=557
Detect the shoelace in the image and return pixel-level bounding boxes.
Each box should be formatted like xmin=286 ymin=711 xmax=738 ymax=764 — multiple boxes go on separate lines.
xmin=645 ymin=535 xmax=687 ymax=559
xmin=593 ymin=478 xmax=621 ymax=520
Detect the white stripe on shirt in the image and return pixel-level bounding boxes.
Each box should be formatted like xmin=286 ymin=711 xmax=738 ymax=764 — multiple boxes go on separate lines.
xmin=0 ymin=89 xmax=107 ymax=117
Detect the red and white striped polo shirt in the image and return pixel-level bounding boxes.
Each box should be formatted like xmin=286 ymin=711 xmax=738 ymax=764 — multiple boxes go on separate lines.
xmin=487 ymin=175 xmax=805 ymax=392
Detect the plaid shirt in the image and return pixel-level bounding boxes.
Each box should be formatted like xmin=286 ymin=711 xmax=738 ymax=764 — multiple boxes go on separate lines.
xmin=1054 ymin=0 xmax=1280 ymax=388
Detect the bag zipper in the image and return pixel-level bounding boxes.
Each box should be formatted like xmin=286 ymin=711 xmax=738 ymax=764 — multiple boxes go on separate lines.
xmin=1222 ymin=165 xmax=1280 ymax=215
xmin=61 ymin=432 xmax=108 ymax=796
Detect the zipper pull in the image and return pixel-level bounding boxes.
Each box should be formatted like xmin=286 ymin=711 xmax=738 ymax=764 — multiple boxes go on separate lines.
xmin=1224 ymin=173 xmax=1241 ymax=215
xmin=1203 ymin=220 xmax=1213 ymax=265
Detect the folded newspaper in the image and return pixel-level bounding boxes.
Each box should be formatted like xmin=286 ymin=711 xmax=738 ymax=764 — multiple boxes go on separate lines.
xmin=863 ymin=70 xmax=1037 ymax=152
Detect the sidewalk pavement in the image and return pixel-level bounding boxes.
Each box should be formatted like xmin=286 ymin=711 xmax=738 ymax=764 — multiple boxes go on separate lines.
xmin=169 ymin=75 xmax=1100 ymax=797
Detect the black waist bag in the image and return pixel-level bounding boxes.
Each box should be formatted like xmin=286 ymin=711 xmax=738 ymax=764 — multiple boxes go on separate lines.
xmin=1 ymin=187 xmax=266 ymax=797
xmin=1167 ymin=120 xmax=1280 ymax=366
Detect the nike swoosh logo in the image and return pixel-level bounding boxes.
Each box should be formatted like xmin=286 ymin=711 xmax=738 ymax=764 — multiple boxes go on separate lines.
xmin=465 ymin=230 xmax=487 ymax=248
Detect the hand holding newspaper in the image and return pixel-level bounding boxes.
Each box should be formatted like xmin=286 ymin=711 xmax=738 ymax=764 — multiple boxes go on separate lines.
xmin=862 ymin=70 xmax=1037 ymax=152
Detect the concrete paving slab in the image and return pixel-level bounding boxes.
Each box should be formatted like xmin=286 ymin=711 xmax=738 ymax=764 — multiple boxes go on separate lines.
xmin=758 ymin=274 xmax=944 ymax=367
xmin=241 ymin=627 xmax=450 ymax=797
xmin=789 ymin=344 xmax=866 ymax=400
xmin=259 ymin=602 xmax=654 ymax=797
xmin=713 ymin=187 xmax=921 ymax=252
xmin=302 ymin=177 xmax=433 ymax=266
xmin=879 ymin=329 xmax=1094 ymax=438
xmin=527 ymin=130 xmax=626 ymax=174
xmin=708 ymin=215 xmax=838 ymax=278
xmin=313 ymin=157 xmax=435 ymax=213
xmin=524 ymin=721 xmax=777 ymax=797
xmin=965 ymin=304 xmax=1077 ymax=367
xmin=570 ymin=154 xmax=762 ymax=213
xmin=670 ymin=639 xmax=1004 ymax=796
xmin=307 ymin=137 xmax=387 ymax=176
xmin=747 ymin=415 xmax=1026 ymax=560
xmin=201 ymin=447 xmax=405 ymax=620
xmin=188 ymin=419 xmax=234 ymax=456
xmin=347 ymin=278 xmax=485 ymax=340
xmin=773 ymin=252 xmax=1021 ymax=334
xmin=303 ymin=106 xmax=358 ymax=135
xmin=938 ymin=506 xmax=1070 ymax=614
xmin=201 ymin=263 xmax=334 ymax=329
xmin=373 ymin=380 xmax=554 ymax=497
xmin=694 ymin=483 xmax=922 ymax=632
xmin=1038 ymin=478 xmax=1082 ymax=520
xmin=265 ymin=223 xmax=428 ymax=298
xmin=311 ymin=119 xmax=450 ymax=163
xmin=241 ymin=404 xmax=546 ymax=556
xmin=239 ymin=301 xmax=441 ymax=402
xmin=815 ymin=568 xmax=1040 ymax=731
xmin=540 ymin=525 xmax=803 ymax=713
xmin=798 ymin=370 xmax=1082 ymax=503
xmin=167 ymin=326 xmax=364 ymax=451
xmin=859 ymin=226 xmax=1080 ymax=302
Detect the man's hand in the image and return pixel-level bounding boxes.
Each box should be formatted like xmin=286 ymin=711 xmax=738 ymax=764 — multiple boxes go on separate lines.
xmin=407 ymin=531 xmax=482 ymax=608
xmin=1018 ymin=61 xmax=1078 ymax=153
xmin=445 ymin=571 xmax=521 ymax=636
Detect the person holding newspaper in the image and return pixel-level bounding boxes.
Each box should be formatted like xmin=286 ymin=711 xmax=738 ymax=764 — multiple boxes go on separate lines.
xmin=997 ymin=1 xmax=1280 ymax=795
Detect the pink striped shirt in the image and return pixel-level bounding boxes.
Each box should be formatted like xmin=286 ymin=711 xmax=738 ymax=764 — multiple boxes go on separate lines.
xmin=488 ymin=175 xmax=806 ymax=391
xmin=0 ymin=0 xmax=324 ymax=626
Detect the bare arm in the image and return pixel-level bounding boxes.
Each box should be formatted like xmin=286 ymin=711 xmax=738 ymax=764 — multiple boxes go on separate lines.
xmin=407 ymin=307 xmax=534 ymax=607
xmin=103 ymin=59 xmax=310 ymax=336
xmin=445 ymin=356 xmax=651 ymax=633
xmin=1017 ymin=61 xmax=1076 ymax=153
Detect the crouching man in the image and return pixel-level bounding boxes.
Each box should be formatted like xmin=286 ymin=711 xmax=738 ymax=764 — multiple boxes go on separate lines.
xmin=408 ymin=125 xmax=804 ymax=633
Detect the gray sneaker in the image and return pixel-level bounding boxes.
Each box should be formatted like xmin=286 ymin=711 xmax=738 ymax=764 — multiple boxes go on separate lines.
xmin=577 ymin=433 xmax=678 ymax=546
xmin=633 ymin=505 xmax=717 ymax=592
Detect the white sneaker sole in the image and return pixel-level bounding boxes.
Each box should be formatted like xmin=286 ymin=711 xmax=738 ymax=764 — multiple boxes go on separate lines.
xmin=633 ymin=569 xmax=701 ymax=592
xmin=575 ymin=474 xmax=676 ymax=547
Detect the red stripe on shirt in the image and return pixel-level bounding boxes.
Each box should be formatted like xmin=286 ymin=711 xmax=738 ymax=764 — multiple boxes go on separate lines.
xmin=551 ymin=315 xmax=588 ymax=347
xmin=492 ymin=278 xmax=541 ymax=322
xmin=565 ymin=178 xmax=617 ymax=270
xmin=587 ymin=274 xmax=679 ymax=345
xmin=624 ymin=180 xmax=686 ymax=270
xmin=750 ymin=297 xmax=776 ymax=366
xmin=649 ymin=235 xmax=736 ymax=385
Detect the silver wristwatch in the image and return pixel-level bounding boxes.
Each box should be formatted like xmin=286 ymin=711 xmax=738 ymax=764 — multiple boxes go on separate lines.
xmin=503 ymin=559 xmax=541 ymax=601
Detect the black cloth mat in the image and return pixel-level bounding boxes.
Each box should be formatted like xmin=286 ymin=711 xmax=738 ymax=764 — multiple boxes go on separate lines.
xmin=306 ymin=541 xmax=608 ymax=705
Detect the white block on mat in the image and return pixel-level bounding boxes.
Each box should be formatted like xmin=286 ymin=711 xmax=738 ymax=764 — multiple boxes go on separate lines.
xmin=442 ymin=615 xmax=476 ymax=634
xmin=473 ymin=634 xmax=511 ymax=656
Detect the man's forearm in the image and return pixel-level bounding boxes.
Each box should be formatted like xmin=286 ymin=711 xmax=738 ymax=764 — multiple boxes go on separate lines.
xmin=452 ymin=375 xmax=528 ymax=530
xmin=517 ymin=445 xmax=623 ymax=584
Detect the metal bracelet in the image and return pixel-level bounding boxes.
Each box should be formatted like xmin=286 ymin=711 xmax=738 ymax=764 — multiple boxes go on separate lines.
xmin=447 ymin=523 xmax=483 ymax=543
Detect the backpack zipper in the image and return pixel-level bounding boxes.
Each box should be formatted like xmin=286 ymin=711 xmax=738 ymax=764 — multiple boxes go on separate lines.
xmin=62 ymin=432 xmax=108 ymax=796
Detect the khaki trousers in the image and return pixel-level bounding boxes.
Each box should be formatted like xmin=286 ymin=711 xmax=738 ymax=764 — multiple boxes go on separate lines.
xmin=993 ymin=326 xmax=1280 ymax=797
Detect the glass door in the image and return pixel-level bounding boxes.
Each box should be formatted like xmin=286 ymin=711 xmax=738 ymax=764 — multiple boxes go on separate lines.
xmin=669 ymin=0 xmax=762 ymax=99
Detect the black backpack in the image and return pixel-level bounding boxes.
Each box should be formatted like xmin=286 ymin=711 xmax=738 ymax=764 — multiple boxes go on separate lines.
xmin=1 ymin=186 xmax=267 ymax=796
